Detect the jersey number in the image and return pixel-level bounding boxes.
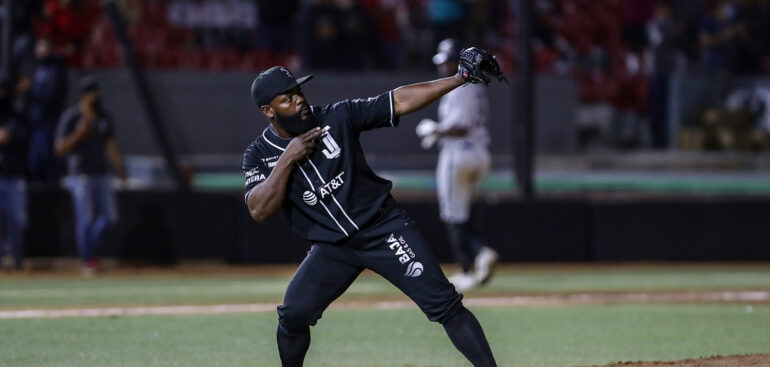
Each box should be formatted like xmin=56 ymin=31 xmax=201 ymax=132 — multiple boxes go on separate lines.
xmin=322 ymin=134 xmax=341 ymax=159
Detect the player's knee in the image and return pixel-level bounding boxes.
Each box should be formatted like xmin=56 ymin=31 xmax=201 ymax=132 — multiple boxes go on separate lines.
xmin=427 ymin=294 xmax=465 ymax=324
xmin=439 ymin=304 xmax=471 ymax=325
xmin=277 ymin=304 xmax=320 ymax=330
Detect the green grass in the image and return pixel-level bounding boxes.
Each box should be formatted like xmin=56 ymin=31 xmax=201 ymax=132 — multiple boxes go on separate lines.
xmin=476 ymin=265 xmax=770 ymax=294
xmin=1 ymin=264 xmax=769 ymax=366
xmin=1 ymin=265 xmax=769 ymax=309
xmin=1 ymin=305 xmax=768 ymax=367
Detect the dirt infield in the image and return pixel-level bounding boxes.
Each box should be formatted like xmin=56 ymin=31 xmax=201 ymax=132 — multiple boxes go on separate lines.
xmin=589 ymin=354 xmax=770 ymax=366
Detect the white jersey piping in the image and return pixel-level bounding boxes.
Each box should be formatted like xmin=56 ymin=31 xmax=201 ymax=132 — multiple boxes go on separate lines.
xmin=388 ymin=90 xmax=395 ymax=127
xmin=297 ymin=163 xmax=349 ymax=237
xmin=262 ymin=120 xmax=358 ymax=234
xmin=305 ymin=159 xmax=359 ymax=231
xmin=262 ymin=128 xmax=287 ymax=152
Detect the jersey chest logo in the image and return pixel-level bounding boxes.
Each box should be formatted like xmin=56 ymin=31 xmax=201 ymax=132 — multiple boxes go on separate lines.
xmin=321 ymin=129 xmax=341 ymax=159
xmin=302 ymin=191 xmax=318 ymax=206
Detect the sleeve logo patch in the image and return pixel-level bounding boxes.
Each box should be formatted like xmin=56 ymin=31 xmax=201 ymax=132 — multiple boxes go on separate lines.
xmin=245 ymin=174 xmax=266 ymax=185
xmin=245 ymin=168 xmax=266 ymax=185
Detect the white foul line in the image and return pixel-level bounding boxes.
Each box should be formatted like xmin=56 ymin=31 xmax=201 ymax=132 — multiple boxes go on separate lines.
xmin=0 ymin=291 xmax=767 ymax=319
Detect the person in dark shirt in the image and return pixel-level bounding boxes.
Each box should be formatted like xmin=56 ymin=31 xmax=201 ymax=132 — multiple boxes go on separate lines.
xmin=0 ymin=77 xmax=29 ymax=270
xmin=646 ymin=2 xmax=678 ymax=148
xmin=256 ymin=0 xmax=300 ymax=56
xmin=299 ymin=0 xmax=344 ymax=69
xmin=54 ymin=76 xmax=126 ymax=277
xmin=26 ymin=38 xmax=68 ymax=184
xmin=243 ymin=48 xmax=500 ymax=366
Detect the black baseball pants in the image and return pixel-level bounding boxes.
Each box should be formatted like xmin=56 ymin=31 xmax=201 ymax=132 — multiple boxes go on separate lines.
xmin=275 ymin=208 xmax=496 ymax=366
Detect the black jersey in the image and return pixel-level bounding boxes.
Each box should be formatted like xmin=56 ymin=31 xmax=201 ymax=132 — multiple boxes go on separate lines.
xmin=55 ymin=106 xmax=116 ymax=176
xmin=0 ymin=111 xmax=28 ymax=178
xmin=242 ymin=91 xmax=400 ymax=243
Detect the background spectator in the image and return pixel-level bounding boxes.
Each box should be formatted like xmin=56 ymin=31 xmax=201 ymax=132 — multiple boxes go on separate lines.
xmin=338 ymin=0 xmax=377 ymax=70
xmin=621 ymin=0 xmax=655 ymax=53
xmin=37 ymin=0 xmax=101 ymax=65
xmin=300 ymin=0 xmax=344 ymax=69
xmin=646 ymin=0 xmax=678 ymax=148
xmin=0 ymin=77 xmax=29 ymax=270
xmin=363 ymin=0 xmax=407 ymax=70
xmin=698 ymin=1 xmax=744 ymax=74
xmin=54 ymin=77 xmax=126 ymax=277
xmin=7 ymin=0 xmax=43 ymax=74
xmin=26 ymin=38 xmax=68 ymax=185
xmin=256 ymin=0 xmax=300 ymax=65
xmin=427 ymin=0 xmax=466 ymax=48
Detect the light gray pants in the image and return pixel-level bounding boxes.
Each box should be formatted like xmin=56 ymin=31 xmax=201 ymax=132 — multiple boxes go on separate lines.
xmin=436 ymin=143 xmax=490 ymax=223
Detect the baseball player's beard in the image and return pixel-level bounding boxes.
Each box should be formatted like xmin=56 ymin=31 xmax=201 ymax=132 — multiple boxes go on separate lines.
xmin=275 ymin=108 xmax=318 ymax=137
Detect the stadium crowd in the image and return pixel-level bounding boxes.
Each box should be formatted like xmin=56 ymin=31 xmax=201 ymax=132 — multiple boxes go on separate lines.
xmin=4 ymin=0 xmax=770 ymax=151
xmin=5 ymin=1 xmax=769 ymax=75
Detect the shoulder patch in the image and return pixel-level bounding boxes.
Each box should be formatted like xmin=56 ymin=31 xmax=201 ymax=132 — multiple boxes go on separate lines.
xmin=245 ymin=169 xmax=266 ymax=185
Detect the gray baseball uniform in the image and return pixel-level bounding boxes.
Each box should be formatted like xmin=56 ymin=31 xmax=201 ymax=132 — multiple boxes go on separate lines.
xmin=436 ymin=83 xmax=491 ymax=223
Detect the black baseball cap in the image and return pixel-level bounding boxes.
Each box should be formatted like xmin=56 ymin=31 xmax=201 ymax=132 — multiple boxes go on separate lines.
xmin=78 ymin=75 xmax=99 ymax=94
xmin=250 ymin=66 xmax=313 ymax=107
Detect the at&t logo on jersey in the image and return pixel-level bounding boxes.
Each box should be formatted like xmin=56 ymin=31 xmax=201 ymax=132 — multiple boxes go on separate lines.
xmin=386 ymin=234 xmax=422 ymax=277
xmin=319 ymin=171 xmax=345 ymax=198
xmin=302 ymin=191 xmax=318 ymax=206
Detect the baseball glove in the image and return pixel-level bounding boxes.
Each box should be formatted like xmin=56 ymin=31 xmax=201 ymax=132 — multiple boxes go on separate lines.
xmin=458 ymin=47 xmax=504 ymax=85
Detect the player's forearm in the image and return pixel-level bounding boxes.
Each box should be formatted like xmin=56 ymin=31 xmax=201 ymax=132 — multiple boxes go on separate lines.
xmin=392 ymin=75 xmax=464 ymax=116
xmin=54 ymin=118 xmax=91 ymax=156
xmin=54 ymin=132 xmax=85 ymax=156
xmin=246 ymin=159 xmax=293 ymax=222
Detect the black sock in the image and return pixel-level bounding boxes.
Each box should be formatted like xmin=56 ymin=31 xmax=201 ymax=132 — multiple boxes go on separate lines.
xmin=442 ymin=306 xmax=497 ymax=367
xmin=276 ymin=324 xmax=310 ymax=367
xmin=446 ymin=222 xmax=474 ymax=272
xmin=466 ymin=223 xmax=486 ymax=256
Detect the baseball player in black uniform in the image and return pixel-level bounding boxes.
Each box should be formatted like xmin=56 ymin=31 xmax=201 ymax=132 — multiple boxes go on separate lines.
xmin=243 ymin=48 xmax=503 ymax=367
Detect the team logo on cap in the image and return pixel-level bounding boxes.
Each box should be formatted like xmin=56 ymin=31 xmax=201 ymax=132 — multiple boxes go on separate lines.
xmin=302 ymin=191 xmax=318 ymax=206
xmin=280 ymin=67 xmax=294 ymax=79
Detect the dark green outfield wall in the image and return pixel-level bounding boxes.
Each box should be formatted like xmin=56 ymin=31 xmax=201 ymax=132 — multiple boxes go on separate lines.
xmin=24 ymin=188 xmax=770 ymax=263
